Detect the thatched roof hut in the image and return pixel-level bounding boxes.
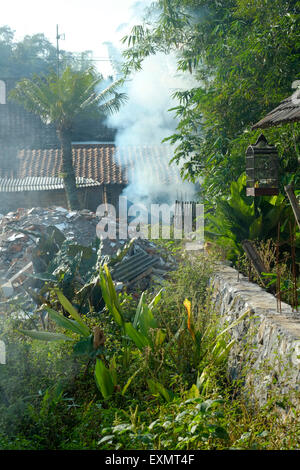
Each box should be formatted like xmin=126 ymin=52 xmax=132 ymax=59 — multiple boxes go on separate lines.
xmin=252 ymin=90 xmax=300 ymax=129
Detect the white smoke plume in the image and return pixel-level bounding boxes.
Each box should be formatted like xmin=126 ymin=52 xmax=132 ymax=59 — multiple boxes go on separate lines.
xmin=107 ymin=51 xmax=198 ymax=205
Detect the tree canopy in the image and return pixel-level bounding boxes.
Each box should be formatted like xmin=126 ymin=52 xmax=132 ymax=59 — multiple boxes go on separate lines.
xmin=10 ymin=67 xmax=126 ymax=132
xmin=122 ymin=0 xmax=300 ymax=201
xmin=0 ymin=25 xmax=113 ymax=141
xmin=0 ymin=25 xmax=93 ymax=78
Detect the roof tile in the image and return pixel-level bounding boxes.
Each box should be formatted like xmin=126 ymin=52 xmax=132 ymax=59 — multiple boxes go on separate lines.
xmin=9 ymin=144 xmax=182 ymax=186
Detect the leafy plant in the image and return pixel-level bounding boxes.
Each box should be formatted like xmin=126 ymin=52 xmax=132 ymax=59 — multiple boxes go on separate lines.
xmin=18 ymin=264 xmax=165 ymax=401
xmin=18 ymin=290 xmax=111 ymax=395
xmin=205 ymin=173 xmax=294 ymax=260
xmin=99 ymin=264 xmax=164 ymax=352
xmin=183 ymin=298 xmax=250 ymax=393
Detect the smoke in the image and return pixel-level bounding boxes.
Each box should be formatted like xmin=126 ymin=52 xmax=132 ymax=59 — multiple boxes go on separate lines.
xmin=102 ymin=42 xmax=123 ymax=78
xmin=107 ymin=52 xmax=198 ymax=206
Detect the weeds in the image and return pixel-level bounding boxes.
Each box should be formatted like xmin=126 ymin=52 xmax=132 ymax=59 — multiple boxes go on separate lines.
xmin=0 ymin=251 xmax=299 ymax=450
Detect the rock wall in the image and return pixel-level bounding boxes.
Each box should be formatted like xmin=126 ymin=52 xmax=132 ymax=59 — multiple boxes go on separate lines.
xmin=211 ymin=264 xmax=300 ymax=405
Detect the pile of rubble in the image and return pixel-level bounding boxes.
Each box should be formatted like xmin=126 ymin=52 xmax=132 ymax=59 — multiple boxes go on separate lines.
xmin=0 ymin=206 xmax=177 ymax=300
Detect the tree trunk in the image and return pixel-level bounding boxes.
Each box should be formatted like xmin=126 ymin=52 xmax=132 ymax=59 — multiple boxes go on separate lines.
xmin=58 ymin=129 xmax=81 ymax=210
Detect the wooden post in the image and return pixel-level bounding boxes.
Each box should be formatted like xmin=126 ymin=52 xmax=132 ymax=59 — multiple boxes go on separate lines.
xmin=285 ymin=185 xmax=300 ymax=230
xmin=242 ymin=240 xmax=268 ymax=280
xmin=242 ymin=240 xmax=272 ymax=290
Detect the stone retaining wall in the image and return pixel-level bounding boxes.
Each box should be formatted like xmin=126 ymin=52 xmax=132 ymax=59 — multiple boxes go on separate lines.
xmin=211 ymin=264 xmax=300 ymax=405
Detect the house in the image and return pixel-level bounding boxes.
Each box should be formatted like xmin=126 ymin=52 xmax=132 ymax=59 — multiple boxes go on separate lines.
xmin=0 ymin=77 xmax=193 ymax=213
xmin=0 ymin=143 xmax=185 ymax=212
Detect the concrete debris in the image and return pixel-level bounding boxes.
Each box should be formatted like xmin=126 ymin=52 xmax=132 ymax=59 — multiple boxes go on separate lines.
xmin=0 ymin=206 xmax=178 ymax=300
xmin=0 ymin=206 xmax=100 ymax=288
xmin=8 ymin=262 xmax=33 ymax=287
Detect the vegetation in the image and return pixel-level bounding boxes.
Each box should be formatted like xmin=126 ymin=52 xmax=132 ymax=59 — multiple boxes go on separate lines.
xmin=0 ymin=26 xmax=115 ymax=142
xmin=205 ymin=174 xmax=299 ymax=260
xmin=0 ymin=0 xmax=299 ymax=452
xmin=121 ymin=0 xmax=300 ymax=201
xmin=0 ymin=251 xmax=300 ymax=450
xmin=121 ymin=1 xmax=300 ymax=298
xmin=0 ymin=26 xmax=61 ymax=78
xmin=10 ymin=67 xmax=127 ymax=209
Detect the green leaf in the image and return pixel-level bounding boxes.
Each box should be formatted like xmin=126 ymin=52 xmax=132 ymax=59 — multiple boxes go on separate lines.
xmin=98 ymin=435 xmax=114 ymax=445
xmin=214 ymin=338 xmax=236 ymax=364
xmin=215 ymin=309 xmax=250 ymax=342
xmin=148 ymin=289 xmax=163 ymax=310
xmin=121 ymin=369 xmax=140 ymax=396
xmin=94 ymin=359 xmax=114 ymax=399
xmin=212 ymin=426 xmax=230 ymax=440
xmin=25 ymin=272 xmax=57 ymax=282
xmin=133 ymin=292 xmax=146 ymax=329
xmin=139 ymin=306 xmax=158 ymax=338
xmin=187 ymin=384 xmax=200 ymax=399
xmin=73 ymin=335 xmax=94 ymax=356
xmin=99 ymin=268 xmax=124 ymax=327
xmin=109 ymin=355 xmax=118 ymax=386
xmin=249 ymin=215 xmax=263 ymax=239
xmin=54 ymin=290 xmax=90 ymax=337
xmin=133 ymin=292 xmax=158 ymax=340
xmin=104 ymin=264 xmax=121 ymax=310
xmin=124 ymin=322 xmax=150 ymax=350
xmin=46 ymin=307 xmax=89 ymax=337
xmin=147 ymin=379 xmax=174 ymax=402
xmin=18 ymin=329 xmax=74 ymax=342
xmin=155 ymin=328 xmax=166 ymax=347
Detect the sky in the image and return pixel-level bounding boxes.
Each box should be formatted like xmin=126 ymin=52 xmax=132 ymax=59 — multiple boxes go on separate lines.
xmin=0 ymin=0 xmax=151 ymax=76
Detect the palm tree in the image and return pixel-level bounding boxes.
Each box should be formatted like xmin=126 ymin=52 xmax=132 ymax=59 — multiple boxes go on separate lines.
xmin=10 ymin=67 xmax=127 ymax=210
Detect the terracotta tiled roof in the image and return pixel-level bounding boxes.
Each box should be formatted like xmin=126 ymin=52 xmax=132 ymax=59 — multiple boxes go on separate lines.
xmin=13 ymin=144 xmax=182 ymax=185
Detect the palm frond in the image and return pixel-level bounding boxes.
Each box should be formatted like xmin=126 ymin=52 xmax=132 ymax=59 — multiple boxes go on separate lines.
xmin=9 ymin=66 xmax=127 ymax=127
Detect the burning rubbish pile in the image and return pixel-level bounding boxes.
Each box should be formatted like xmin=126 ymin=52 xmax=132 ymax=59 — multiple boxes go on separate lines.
xmin=0 ymin=206 xmax=178 ymax=311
